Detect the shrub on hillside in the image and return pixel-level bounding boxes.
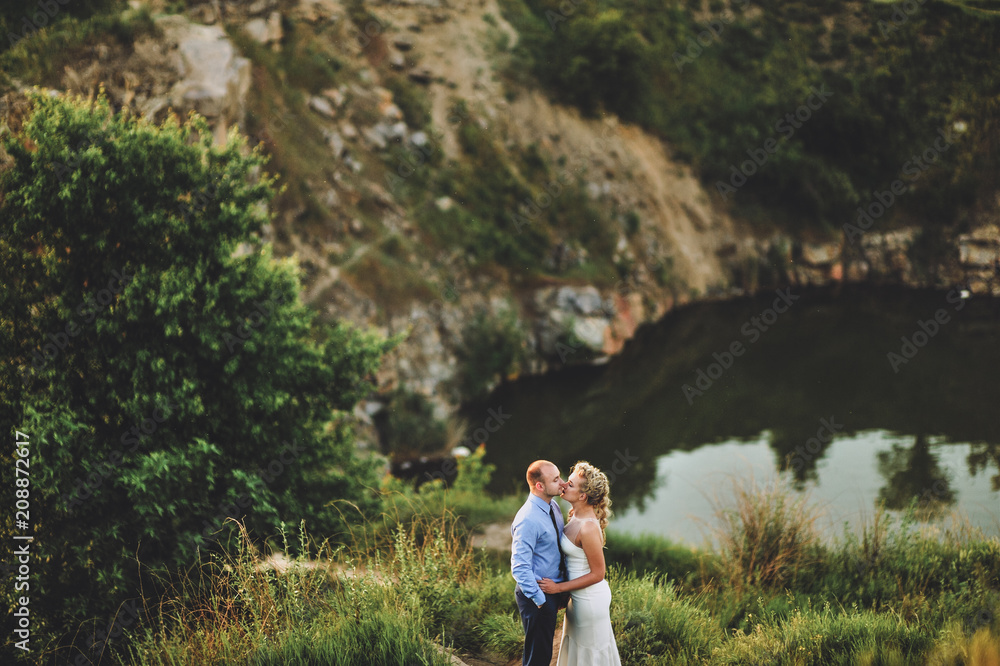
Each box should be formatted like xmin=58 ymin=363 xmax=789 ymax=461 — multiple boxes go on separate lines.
xmin=0 ymin=91 xmax=393 ymax=656
xmin=453 ymin=304 xmax=528 ymax=401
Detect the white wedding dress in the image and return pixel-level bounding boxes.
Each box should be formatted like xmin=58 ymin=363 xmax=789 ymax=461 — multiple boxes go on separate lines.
xmin=555 ymin=519 xmax=622 ymax=666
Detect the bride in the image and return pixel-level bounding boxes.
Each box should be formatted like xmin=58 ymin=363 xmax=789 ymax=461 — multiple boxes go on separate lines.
xmin=539 ymin=461 xmax=622 ymax=666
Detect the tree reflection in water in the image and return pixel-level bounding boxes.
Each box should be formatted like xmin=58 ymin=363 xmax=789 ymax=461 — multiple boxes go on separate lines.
xmin=968 ymin=443 xmax=1000 ymax=491
xmin=876 ymin=434 xmax=956 ymax=518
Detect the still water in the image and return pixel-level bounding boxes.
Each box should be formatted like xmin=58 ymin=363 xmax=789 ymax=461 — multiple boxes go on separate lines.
xmin=465 ymin=286 xmax=1000 ymax=545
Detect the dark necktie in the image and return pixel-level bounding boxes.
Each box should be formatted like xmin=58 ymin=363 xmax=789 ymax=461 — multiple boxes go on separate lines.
xmin=549 ymin=504 xmax=568 ymax=581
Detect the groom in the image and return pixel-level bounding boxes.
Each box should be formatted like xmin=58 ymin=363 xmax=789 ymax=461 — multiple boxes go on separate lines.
xmin=511 ymin=460 xmax=569 ymax=666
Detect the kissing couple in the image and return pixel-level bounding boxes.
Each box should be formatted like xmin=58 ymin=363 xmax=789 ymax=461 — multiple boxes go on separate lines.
xmin=510 ymin=460 xmax=622 ymax=666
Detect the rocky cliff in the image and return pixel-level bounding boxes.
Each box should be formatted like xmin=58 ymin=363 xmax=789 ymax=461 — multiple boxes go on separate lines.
xmin=3 ymin=0 xmax=998 ymax=431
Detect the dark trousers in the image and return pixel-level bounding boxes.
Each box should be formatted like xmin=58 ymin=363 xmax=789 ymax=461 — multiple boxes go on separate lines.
xmin=515 ymin=585 xmax=558 ymax=666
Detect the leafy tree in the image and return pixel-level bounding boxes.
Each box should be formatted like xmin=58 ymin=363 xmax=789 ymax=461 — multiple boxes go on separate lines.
xmin=374 ymin=387 xmax=449 ymax=460
xmin=0 ymin=91 xmax=394 ymax=656
xmin=453 ymin=305 xmax=528 ymax=401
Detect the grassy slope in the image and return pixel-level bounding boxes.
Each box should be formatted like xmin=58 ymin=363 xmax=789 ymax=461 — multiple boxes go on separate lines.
xmin=107 ymin=451 xmax=1000 ymax=665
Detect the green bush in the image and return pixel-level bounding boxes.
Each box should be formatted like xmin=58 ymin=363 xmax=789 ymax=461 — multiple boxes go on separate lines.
xmin=384 ymin=74 xmax=433 ymax=130
xmin=713 ymin=479 xmax=824 ymax=591
xmin=477 ymin=612 xmax=524 ymax=660
xmin=0 ymin=3 xmax=154 ymax=88
xmin=718 ymin=601 xmax=932 ymax=665
xmin=0 ymin=92 xmax=393 ymax=652
xmin=610 ymin=569 xmax=723 ymax=663
xmin=373 ymin=387 xmax=449 ymax=459
xmin=453 ymin=304 xmax=528 ymax=401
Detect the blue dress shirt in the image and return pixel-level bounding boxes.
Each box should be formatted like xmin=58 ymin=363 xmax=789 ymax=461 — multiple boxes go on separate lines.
xmin=511 ymin=493 xmax=565 ymax=607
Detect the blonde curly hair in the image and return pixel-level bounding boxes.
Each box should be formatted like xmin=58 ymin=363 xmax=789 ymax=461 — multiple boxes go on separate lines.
xmin=568 ymin=461 xmax=613 ymax=544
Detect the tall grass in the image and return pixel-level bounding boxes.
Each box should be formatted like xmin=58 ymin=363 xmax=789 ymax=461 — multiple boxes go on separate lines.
xmin=711 ymin=477 xmax=823 ymax=591
xmin=604 ymin=529 xmax=720 ymax=589
xmin=123 ymin=518 xmax=462 ymax=665
xmin=104 ymin=454 xmax=1000 ymax=665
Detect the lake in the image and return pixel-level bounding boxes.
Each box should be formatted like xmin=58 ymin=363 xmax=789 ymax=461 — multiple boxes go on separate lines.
xmin=464 ymin=285 xmax=1000 ymax=545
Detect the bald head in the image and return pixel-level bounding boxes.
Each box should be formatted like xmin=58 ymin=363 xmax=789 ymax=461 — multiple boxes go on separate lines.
xmin=527 ymin=460 xmax=554 ymax=487
xmin=526 ymin=460 xmax=563 ymax=500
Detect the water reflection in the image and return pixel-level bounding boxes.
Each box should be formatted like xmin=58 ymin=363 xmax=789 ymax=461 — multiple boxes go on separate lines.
xmin=876 ymin=434 xmax=956 ymax=518
xmin=609 ymin=432 xmax=999 ymax=545
xmin=464 ymin=286 xmax=1000 ymax=529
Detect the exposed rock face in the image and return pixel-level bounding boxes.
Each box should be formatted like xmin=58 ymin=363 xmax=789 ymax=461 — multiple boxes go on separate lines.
xmin=158 ymin=16 xmax=251 ymax=144
xmin=243 ymin=12 xmax=283 ymax=46
xmin=7 ymin=0 xmax=997 ymax=425
xmin=531 ymin=286 xmax=644 ymax=358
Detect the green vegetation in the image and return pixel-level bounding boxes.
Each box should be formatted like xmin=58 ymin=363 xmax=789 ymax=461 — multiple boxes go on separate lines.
xmin=0 ymin=92 xmax=395 ymax=655
xmin=373 ymin=387 xmax=449 ymax=460
xmin=500 ymin=0 xmax=1000 ymax=231
xmin=341 ymin=248 xmax=437 ymax=315
xmin=61 ymin=446 xmax=1000 ymax=665
xmin=0 ymin=3 xmax=154 ymax=89
xmin=379 ymin=446 xmax=525 ymax=533
xmin=452 ymin=304 xmax=529 ymax=400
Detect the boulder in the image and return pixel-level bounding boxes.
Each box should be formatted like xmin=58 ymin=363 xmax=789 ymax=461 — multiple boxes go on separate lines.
xmin=321 ymin=87 xmax=345 ymax=108
xmin=244 ymin=12 xmax=283 ymax=45
xmin=958 ymin=241 xmax=999 ymax=267
xmin=340 ymin=122 xmax=358 ymax=140
xmin=323 ymin=128 xmax=345 ymax=156
xmin=158 ymin=16 xmax=251 ymax=134
xmin=309 ymin=95 xmax=336 ymax=118
xmin=389 ymin=51 xmax=407 ymax=70
xmin=362 ymin=126 xmax=387 ymax=149
xmin=571 ymin=316 xmax=609 ymax=352
xmin=248 ymin=0 xmax=278 ymax=15
xmin=555 ymin=286 xmax=603 ymax=316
